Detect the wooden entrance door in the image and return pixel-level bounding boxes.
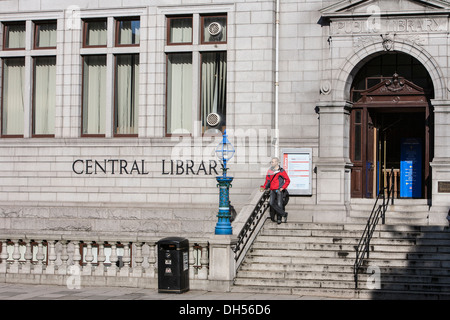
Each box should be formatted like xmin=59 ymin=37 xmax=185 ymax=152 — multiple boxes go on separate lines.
xmin=350 ymin=74 xmax=431 ymax=199
xmin=366 ymin=112 xmax=376 ymax=198
xmin=350 ymin=108 xmax=364 ymax=198
xmin=350 ymin=107 xmax=377 ymax=199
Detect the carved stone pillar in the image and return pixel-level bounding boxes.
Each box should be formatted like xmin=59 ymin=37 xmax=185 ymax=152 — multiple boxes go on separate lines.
xmin=429 ymin=100 xmax=450 ymax=224
xmin=315 ymin=101 xmax=353 ymax=221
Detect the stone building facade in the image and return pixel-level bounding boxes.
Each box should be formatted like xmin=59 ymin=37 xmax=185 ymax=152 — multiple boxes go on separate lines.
xmin=0 ymin=0 xmax=449 ymax=246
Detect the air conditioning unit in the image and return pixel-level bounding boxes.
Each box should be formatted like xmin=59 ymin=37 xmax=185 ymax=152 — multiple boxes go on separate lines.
xmin=207 ymin=22 xmax=223 ymax=37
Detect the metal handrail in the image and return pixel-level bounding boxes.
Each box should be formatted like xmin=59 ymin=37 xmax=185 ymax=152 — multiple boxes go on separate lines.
xmin=354 ymin=168 xmax=395 ymax=289
xmin=233 ymin=190 xmax=270 ymax=265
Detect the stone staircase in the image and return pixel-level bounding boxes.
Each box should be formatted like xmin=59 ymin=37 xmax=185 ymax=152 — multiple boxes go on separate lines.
xmin=348 ymin=199 xmax=432 ymax=225
xmin=232 ymin=220 xmax=450 ymax=299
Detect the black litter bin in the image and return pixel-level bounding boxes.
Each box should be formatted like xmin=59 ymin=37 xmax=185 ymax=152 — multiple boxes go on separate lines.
xmin=157 ymin=237 xmax=189 ymax=293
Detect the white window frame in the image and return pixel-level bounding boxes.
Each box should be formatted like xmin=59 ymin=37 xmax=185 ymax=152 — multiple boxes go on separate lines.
xmin=0 ymin=13 xmax=61 ymax=139
xmin=161 ymin=5 xmax=232 ymax=137
xmin=80 ymin=9 xmax=144 ymax=138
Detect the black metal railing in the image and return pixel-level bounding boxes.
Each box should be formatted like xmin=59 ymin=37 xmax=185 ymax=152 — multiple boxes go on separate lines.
xmin=233 ymin=190 xmax=270 ymax=265
xmin=354 ymin=168 xmax=395 ymax=289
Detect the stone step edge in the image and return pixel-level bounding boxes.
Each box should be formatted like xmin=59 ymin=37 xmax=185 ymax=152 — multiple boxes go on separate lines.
xmin=230 ymin=285 xmax=450 ymax=299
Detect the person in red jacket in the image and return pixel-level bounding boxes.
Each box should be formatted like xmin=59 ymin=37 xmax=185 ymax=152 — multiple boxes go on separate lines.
xmin=261 ymin=157 xmax=290 ymax=224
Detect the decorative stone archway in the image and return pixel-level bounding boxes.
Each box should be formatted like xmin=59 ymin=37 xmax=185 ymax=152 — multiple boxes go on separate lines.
xmin=316 ymin=38 xmax=450 ymax=223
xmin=315 ymin=0 xmax=450 ymax=224
xmin=335 ymin=39 xmax=446 ymax=102
xmin=316 ymin=39 xmax=448 ymax=217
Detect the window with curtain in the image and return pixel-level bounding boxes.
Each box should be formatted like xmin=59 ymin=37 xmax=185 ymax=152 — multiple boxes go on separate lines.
xmin=165 ymin=13 xmax=227 ymax=136
xmin=35 ymin=22 xmax=57 ymax=48
xmin=166 ymin=53 xmax=192 ymax=134
xmin=84 ymin=20 xmax=107 ymax=47
xmin=201 ymin=52 xmax=227 ymax=132
xmin=82 ymin=55 xmax=106 ymax=136
xmin=2 ymin=58 xmax=25 ymax=136
xmin=168 ymin=17 xmax=192 ymax=44
xmin=116 ymin=18 xmax=140 ymax=46
xmin=115 ymin=54 xmax=139 ymax=136
xmin=33 ymin=56 xmax=56 ymax=136
xmin=4 ymin=23 xmax=26 ymax=49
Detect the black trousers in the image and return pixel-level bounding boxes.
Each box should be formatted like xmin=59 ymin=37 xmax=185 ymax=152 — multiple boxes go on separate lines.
xmin=269 ymin=190 xmax=287 ymax=220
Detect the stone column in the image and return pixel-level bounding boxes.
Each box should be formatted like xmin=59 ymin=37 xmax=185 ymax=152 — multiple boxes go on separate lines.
xmin=429 ymin=100 xmax=450 ymax=224
xmin=315 ymin=101 xmax=353 ymax=222
xmin=207 ymin=235 xmax=237 ymax=292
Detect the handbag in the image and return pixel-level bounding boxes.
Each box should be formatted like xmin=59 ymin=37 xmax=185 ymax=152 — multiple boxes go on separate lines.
xmin=282 ymin=189 xmax=289 ymax=206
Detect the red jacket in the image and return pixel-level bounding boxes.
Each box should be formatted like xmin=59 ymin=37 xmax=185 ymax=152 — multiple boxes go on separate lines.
xmin=262 ymin=167 xmax=290 ymax=191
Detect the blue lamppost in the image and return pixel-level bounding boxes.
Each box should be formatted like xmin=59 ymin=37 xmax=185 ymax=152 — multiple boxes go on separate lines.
xmin=214 ymin=130 xmax=235 ymax=235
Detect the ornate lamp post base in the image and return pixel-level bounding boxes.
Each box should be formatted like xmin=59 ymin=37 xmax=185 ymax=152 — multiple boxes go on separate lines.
xmin=214 ymin=130 xmax=235 ymax=235
xmin=215 ymin=176 xmax=234 ymax=235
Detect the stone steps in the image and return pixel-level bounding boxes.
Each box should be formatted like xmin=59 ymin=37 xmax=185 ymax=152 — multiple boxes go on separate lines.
xmin=348 ymin=199 xmax=432 ymax=225
xmin=232 ymin=219 xmax=450 ymax=299
xmin=240 ymin=263 xmax=450 ymax=278
xmin=251 ymin=241 xmax=450 ymax=254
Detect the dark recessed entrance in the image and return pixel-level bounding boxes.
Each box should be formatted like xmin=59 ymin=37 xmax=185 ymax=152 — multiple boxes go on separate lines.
xmin=350 ymin=53 xmax=434 ymax=199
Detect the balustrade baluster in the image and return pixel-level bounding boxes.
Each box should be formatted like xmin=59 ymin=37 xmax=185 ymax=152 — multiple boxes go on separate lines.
xmin=132 ymin=242 xmax=143 ymax=277
xmin=72 ymin=241 xmax=82 ymax=274
xmin=94 ymin=242 xmax=106 ymax=276
xmin=10 ymin=240 xmax=21 ymax=273
xmin=83 ymin=242 xmax=94 ymax=275
xmin=189 ymin=245 xmax=195 ymax=279
xmin=384 ymin=169 xmax=388 ymax=197
xmin=58 ymin=241 xmax=69 ymax=275
xmin=67 ymin=241 xmax=82 ymax=290
xmin=394 ymin=169 xmax=399 ymax=198
xmin=143 ymin=243 xmax=155 ymax=278
xmin=21 ymin=241 xmax=32 ymax=274
xmin=0 ymin=240 xmax=8 ymax=273
xmin=198 ymin=245 xmax=209 ymax=280
xmin=119 ymin=243 xmax=131 ymax=276
xmin=107 ymin=242 xmax=118 ymax=276
xmin=144 ymin=242 xmax=157 ymax=278
xmin=153 ymin=243 xmax=158 ymax=278
xmin=33 ymin=241 xmax=45 ymax=274
xmin=45 ymin=240 xmax=57 ymax=275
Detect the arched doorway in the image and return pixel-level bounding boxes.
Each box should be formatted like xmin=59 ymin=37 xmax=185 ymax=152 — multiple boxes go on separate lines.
xmin=349 ymin=52 xmax=434 ymax=199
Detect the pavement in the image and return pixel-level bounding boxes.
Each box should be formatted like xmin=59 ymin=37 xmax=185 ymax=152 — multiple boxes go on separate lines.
xmin=1 ymin=283 xmax=425 ymax=320
xmin=0 ymin=282 xmax=343 ymax=300
xmin=0 ymin=283 xmax=359 ymax=319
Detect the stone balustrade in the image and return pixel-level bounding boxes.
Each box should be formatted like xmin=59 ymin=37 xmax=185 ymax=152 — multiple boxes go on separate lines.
xmin=0 ymin=235 xmax=210 ymax=290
